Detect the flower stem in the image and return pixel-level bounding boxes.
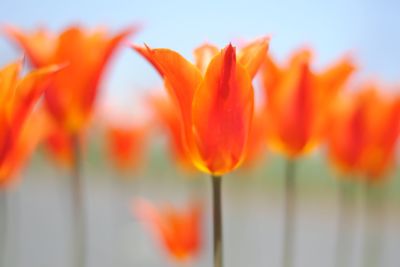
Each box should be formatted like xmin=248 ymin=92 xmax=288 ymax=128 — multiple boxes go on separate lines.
xmin=211 ymin=175 xmax=223 ymax=267
xmin=71 ymin=134 xmax=86 ymax=267
xmin=0 ymin=190 xmax=7 ymax=267
xmin=363 ymin=182 xmax=383 ymax=267
xmin=335 ymin=180 xmax=355 ymax=267
xmin=282 ymin=159 xmax=296 ymax=267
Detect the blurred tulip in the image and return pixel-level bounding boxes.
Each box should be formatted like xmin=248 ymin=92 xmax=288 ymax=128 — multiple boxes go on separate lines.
xmin=327 ymin=85 xmax=400 ymax=181
xmin=262 ymin=48 xmax=355 ymax=157
xmin=5 ymin=25 xmax=136 ymax=134
xmin=0 ymin=60 xmax=58 ymax=267
xmin=0 ymin=60 xmax=59 ymax=187
xmin=134 ymin=38 xmax=269 ymax=175
xmin=43 ymin=119 xmax=74 ymax=168
xmin=134 ymin=199 xmax=202 ymax=263
xmin=5 ymin=25 xmax=135 ymax=267
xmin=106 ymin=124 xmax=147 ymax=172
xmin=261 ymin=48 xmax=354 ymax=267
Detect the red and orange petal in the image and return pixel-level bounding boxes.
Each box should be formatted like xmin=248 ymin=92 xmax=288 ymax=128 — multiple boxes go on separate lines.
xmin=134 ymin=199 xmax=201 ymax=262
xmin=192 ymin=44 xmax=254 ymax=175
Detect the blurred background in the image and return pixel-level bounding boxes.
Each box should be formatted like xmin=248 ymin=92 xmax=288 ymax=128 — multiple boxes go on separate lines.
xmin=0 ymin=0 xmax=400 ymax=266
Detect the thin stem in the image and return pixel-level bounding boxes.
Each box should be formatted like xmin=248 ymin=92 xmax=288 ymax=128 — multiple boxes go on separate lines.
xmin=0 ymin=191 xmax=7 ymax=267
xmin=282 ymin=159 xmax=296 ymax=267
xmin=335 ymin=180 xmax=355 ymax=267
xmin=211 ymin=175 xmax=223 ymax=267
xmin=71 ymin=134 xmax=86 ymax=267
xmin=363 ymin=182 xmax=383 ymax=267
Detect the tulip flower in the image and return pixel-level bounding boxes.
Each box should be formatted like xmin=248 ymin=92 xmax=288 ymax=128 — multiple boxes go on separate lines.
xmin=106 ymin=124 xmax=147 ymax=172
xmin=0 ymin=60 xmax=58 ymax=187
xmin=0 ymin=60 xmax=58 ymax=266
xmin=328 ymin=85 xmax=400 ymax=180
xmin=134 ymin=38 xmax=269 ymax=267
xmin=5 ymin=25 xmax=135 ymax=134
xmin=5 ymin=25 xmax=135 ymax=267
xmin=134 ymin=199 xmax=202 ymax=263
xmin=261 ymin=48 xmax=355 ymax=267
xmin=327 ymin=85 xmax=400 ymax=267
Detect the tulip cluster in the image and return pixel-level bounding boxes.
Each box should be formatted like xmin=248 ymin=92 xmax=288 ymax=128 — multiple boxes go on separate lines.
xmin=0 ymin=24 xmax=398 ymax=267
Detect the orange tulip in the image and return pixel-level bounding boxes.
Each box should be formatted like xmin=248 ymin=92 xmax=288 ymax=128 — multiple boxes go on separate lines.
xmin=262 ymin=48 xmax=355 ymax=157
xmin=106 ymin=124 xmax=147 ymax=171
xmin=133 ymin=38 xmax=269 ymax=175
xmin=0 ymin=60 xmax=58 ymax=187
xmin=134 ymin=199 xmax=202 ymax=262
xmin=5 ymin=25 xmax=135 ymax=134
xmin=43 ymin=121 xmax=74 ymax=168
xmin=328 ymin=85 xmax=400 ymax=182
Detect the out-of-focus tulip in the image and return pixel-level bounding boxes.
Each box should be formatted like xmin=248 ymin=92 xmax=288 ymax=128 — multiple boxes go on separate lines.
xmin=43 ymin=121 xmax=74 ymax=168
xmin=328 ymin=85 xmax=400 ymax=182
xmin=106 ymin=124 xmax=147 ymax=171
xmin=134 ymin=199 xmax=202 ymax=262
xmin=5 ymin=25 xmax=135 ymax=134
xmin=262 ymin=48 xmax=355 ymax=157
xmin=133 ymin=38 xmax=269 ymax=175
xmin=0 ymin=60 xmax=58 ymax=187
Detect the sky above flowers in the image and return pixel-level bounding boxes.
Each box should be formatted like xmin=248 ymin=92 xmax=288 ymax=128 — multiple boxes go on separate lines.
xmin=1 ymin=0 xmax=399 ymax=109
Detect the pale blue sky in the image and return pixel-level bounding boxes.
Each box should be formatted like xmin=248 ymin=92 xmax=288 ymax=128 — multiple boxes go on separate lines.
xmin=1 ymin=0 xmax=400 ymax=108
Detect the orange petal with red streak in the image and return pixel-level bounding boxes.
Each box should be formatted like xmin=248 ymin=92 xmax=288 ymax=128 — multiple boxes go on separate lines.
xmin=192 ymin=44 xmax=254 ymax=175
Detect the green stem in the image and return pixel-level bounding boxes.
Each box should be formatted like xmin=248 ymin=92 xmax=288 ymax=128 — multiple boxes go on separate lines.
xmin=282 ymin=159 xmax=296 ymax=267
xmin=211 ymin=175 xmax=223 ymax=267
xmin=0 ymin=190 xmax=7 ymax=267
xmin=335 ymin=180 xmax=355 ymax=267
xmin=363 ymin=182 xmax=383 ymax=267
xmin=71 ymin=134 xmax=85 ymax=267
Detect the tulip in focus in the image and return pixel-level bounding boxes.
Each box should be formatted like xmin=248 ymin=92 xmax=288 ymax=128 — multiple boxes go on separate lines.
xmin=134 ymin=38 xmax=269 ymax=175
xmin=134 ymin=199 xmax=202 ymax=263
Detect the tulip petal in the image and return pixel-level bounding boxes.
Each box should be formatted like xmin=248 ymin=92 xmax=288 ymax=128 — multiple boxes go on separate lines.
xmin=192 ymin=44 xmax=254 ymax=175
xmin=238 ymin=37 xmax=269 ymax=78
xmin=134 ymin=46 xmax=202 ymax=152
xmin=4 ymin=26 xmax=56 ymax=67
xmin=193 ymin=43 xmax=219 ymax=74
xmin=13 ymin=64 xmax=60 ymax=133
